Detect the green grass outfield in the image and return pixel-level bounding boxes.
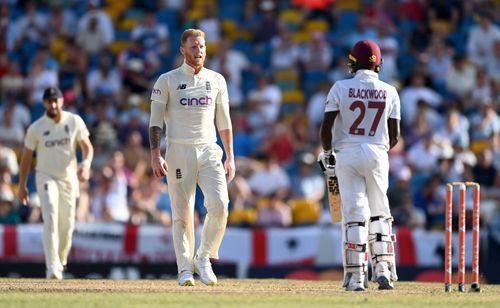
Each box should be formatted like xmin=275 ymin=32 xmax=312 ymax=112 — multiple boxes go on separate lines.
xmin=0 ymin=279 xmax=498 ymax=308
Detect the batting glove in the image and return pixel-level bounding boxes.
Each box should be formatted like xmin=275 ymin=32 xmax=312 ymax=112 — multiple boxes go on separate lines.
xmin=317 ymin=149 xmax=336 ymax=177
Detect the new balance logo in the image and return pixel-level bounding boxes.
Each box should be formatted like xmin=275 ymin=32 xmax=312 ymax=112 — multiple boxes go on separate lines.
xmin=176 ymin=168 xmax=182 ymax=179
xmin=43 ymin=131 xmax=50 ymax=136
xmin=177 ymin=84 xmax=187 ymax=90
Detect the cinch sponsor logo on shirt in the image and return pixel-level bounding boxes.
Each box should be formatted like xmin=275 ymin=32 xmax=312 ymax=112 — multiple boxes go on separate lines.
xmin=348 ymin=88 xmax=387 ymax=100
xmin=152 ymin=88 xmax=162 ymax=95
xmin=180 ymin=96 xmax=213 ymax=106
xmin=45 ymin=137 xmax=70 ymax=147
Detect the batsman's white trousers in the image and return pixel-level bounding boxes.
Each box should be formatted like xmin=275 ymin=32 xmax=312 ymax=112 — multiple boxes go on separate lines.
xmin=335 ymin=143 xmax=391 ymax=223
xmin=166 ymin=142 xmax=229 ymax=273
xmin=36 ymin=172 xmax=77 ymax=275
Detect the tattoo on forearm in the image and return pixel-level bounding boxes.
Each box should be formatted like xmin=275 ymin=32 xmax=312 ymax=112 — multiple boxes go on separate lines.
xmin=149 ymin=126 xmax=162 ymax=150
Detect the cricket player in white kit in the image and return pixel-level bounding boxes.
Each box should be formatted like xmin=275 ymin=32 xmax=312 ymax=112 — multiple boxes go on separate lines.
xmin=318 ymin=40 xmax=400 ymax=291
xmin=149 ymin=29 xmax=235 ymax=286
xmin=18 ymin=87 xmax=93 ymax=279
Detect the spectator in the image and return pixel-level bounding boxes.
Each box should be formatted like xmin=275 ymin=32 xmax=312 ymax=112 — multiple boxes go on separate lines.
xmin=445 ymin=54 xmax=477 ymax=99
xmin=486 ymin=40 xmax=500 ymax=82
xmin=122 ymin=130 xmax=149 ymax=181
xmin=300 ymin=30 xmax=333 ymax=72
xmin=289 ymin=152 xmax=324 ymax=202
xmin=0 ymin=185 xmax=20 ymax=224
xmin=374 ymin=25 xmax=399 ymax=83
xmin=467 ymin=12 xmax=500 ymax=70
xmin=472 ymin=149 xmax=497 ymax=188
xmin=400 ymin=73 xmax=442 ymax=125
xmin=46 ymin=4 xmax=77 ymax=41
xmin=12 ymin=1 xmax=48 ymax=57
xmin=208 ymin=38 xmax=250 ymax=107
xmin=0 ymin=107 xmax=25 ymax=151
xmin=90 ymin=164 xmax=129 ymax=223
xmin=194 ymin=1 xmax=221 ymax=46
xmin=0 ymin=90 xmax=31 ymax=129
xmin=77 ymin=0 xmax=114 ymax=46
xmin=469 ymin=102 xmax=500 ymax=151
xmin=407 ymin=133 xmax=442 ymax=173
xmin=425 ymin=39 xmax=453 ymax=91
xmin=247 ymin=74 xmax=282 ymax=124
xmin=76 ymin=16 xmax=109 ymax=55
xmin=27 ymin=48 xmax=59 ymax=105
xmin=306 ymin=82 xmax=330 ymax=138
xmin=256 ymin=193 xmax=292 ymax=227
xmin=253 ymin=0 xmax=279 ymax=45
xmin=434 ymin=108 xmax=470 ymax=149
xmin=247 ymin=153 xmax=290 ymax=199
xmin=86 ymin=55 xmax=122 ymax=100
xmin=0 ymin=141 xmax=18 ymax=176
xmin=270 ymin=26 xmax=302 ymax=71
xmin=131 ymin=10 xmax=169 ymax=56
xmin=58 ymin=38 xmax=88 ymax=97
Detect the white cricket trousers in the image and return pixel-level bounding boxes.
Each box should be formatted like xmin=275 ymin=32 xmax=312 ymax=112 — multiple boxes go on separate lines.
xmin=166 ymin=142 xmax=229 ymax=273
xmin=36 ymin=172 xmax=77 ymax=275
xmin=335 ymin=143 xmax=391 ymax=223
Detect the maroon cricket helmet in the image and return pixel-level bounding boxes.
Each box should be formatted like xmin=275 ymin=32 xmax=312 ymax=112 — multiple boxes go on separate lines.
xmin=348 ymin=40 xmax=383 ymax=73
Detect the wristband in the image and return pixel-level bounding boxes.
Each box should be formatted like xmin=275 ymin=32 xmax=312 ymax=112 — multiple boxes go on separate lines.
xmin=80 ymin=160 xmax=91 ymax=168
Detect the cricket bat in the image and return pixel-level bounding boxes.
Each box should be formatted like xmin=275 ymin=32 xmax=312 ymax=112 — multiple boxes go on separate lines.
xmin=326 ymin=176 xmax=342 ymax=222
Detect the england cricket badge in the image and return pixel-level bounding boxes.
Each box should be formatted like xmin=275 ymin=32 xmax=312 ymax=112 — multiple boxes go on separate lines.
xmin=206 ymin=81 xmax=211 ymax=92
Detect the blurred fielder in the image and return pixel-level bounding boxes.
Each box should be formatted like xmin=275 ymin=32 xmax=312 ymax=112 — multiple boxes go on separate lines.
xmin=318 ymin=40 xmax=400 ymax=291
xmin=149 ymin=28 xmax=235 ymax=286
xmin=18 ymin=87 xmax=93 ymax=279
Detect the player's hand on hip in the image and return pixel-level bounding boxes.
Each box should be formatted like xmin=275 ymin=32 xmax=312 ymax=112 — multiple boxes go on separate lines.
xmin=224 ymin=157 xmax=235 ymax=183
xmin=17 ymin=186 xmax=29 ymax=206
xmin=151 ymin=156 xmax=168 ymax=177
xmin=77 ymin=164 xmax=91 ymax=182
xmin=317 ymin=149 xmax=336 ymax=177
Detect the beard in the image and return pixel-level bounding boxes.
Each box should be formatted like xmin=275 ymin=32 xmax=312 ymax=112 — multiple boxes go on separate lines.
xmin=46 ymin=110 xmax=59 ymax=118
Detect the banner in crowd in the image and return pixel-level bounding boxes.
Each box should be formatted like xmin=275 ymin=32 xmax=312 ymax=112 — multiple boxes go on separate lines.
xmin=0 ymin=223 xmax=478 ymax=269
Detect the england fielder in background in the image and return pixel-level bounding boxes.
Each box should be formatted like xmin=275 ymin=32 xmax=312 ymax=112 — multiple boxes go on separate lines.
xmin=149 ymin=28 xmax=235 ymax=286
xmin=18 ymin=87 xmax=93 ymax=279
xmin=318 ymin=40 xmax=400 ymax=291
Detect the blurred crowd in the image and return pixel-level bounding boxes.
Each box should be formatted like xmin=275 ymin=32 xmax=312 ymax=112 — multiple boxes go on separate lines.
xmin=0 ymin=0 xmax=499 ymax=231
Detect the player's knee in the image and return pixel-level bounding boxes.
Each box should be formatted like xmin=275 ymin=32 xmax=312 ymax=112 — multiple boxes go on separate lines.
xmin=206 ymin=199 xmax=228 ymax=218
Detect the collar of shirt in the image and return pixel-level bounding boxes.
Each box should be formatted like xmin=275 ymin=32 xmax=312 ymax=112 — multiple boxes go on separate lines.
xmin=355 ymin=69 xmax=379 ymax=79
xmin=181 ymin=61 xmax=205 ymax=77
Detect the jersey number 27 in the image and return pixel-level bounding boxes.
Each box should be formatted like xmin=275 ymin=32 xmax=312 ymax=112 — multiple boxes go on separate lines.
xmin=349 ymin=100 xmax=385 ymax=136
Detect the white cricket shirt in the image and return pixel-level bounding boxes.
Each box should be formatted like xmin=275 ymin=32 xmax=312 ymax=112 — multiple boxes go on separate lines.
xmin=325 ymin=70 xmax=400 ymax=151
xmin=150 ymin=62 xmax=229 ymax=145
xmin=25 ymin=111 xmax=90 ymax=179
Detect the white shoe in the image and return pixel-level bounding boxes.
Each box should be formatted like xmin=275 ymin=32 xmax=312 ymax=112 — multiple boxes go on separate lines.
xmin=345 ymin=272 xmax=365 ymax=291
xmin=46 ymin=270 xmax=63 ymax=280
xmin=178 ymin=271 xmax=195 ymax=286
xmin=194 ymin=255 xmax=217 ymax=286
xmin=375 ymin=262 xmax=394 ymax=290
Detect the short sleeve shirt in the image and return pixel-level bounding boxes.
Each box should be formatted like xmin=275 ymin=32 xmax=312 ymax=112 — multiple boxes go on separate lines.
xmin=325 ymin=70 xmax=400 ymax=151
xmin=150 ymin=62 xmax=229 ymax=144
xmin=25 ymin=111 xmax=90 ymax=179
